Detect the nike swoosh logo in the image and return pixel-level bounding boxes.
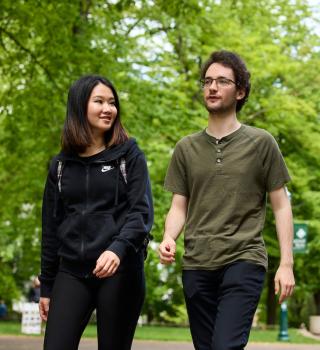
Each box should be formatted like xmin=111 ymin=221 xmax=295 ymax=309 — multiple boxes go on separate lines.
xmin=101 ymin=165 xmax=114 ymax=172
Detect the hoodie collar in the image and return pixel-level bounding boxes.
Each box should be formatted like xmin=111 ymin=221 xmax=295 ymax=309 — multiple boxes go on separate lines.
xmin=58 ymin=138 xmax=140 ymax=163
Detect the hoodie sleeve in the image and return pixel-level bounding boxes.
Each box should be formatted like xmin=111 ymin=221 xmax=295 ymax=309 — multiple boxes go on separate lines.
xmin=39 ymin=158 xmax=64 ymax=298
xmin=108 ymin=153 xmax=154 ymax=260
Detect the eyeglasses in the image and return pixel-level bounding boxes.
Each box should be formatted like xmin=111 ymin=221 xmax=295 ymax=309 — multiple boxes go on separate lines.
xmin=200 ymin=77 xmax=237 ymax=89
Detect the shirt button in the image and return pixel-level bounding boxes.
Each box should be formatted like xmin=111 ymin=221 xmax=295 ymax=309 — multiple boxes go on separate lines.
xmin=217 ymin=149 xmax=221 ymax=153
xmin=215 ymin=140 xmax=219 ymax=144
xmin=216 ymin=158 xmax=221 ymax=163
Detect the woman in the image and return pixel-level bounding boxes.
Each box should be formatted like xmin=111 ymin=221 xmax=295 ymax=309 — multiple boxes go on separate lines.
xmin=39 ymin=75 xmax=153 ymax=350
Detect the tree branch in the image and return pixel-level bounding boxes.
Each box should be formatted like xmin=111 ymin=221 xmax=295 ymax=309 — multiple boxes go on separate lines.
xmin=0 ymin=27 xmax=61 ymax=92
xmin=246 ymin=108 xmax=268 ymax=120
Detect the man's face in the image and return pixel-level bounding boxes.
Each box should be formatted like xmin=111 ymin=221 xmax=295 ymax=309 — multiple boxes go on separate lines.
xmin=203 ymin=63 xmax=244 ymax=115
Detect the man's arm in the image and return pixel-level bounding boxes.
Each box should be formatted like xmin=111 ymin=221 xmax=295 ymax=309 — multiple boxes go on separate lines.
xmin=159 ymin=194 xmax=188 ymax=264
xmin=269 ymin=186 xmax=295 ymax=303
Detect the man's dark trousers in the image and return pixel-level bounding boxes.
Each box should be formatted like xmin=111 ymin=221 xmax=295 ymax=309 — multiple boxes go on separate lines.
xmin=183 ymin=261 xmax=265 ymax=350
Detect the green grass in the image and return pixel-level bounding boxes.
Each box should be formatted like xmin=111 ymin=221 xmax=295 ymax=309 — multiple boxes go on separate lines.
xmin=0 ymin=321 xmax=320 ymax=344
xmin=135 ymin=326 xmax=192 ymax=341
xmin=249 ymin=328 xmax=320 ymax=344
xmin=0 ymin=321 xmax=21 ymax=335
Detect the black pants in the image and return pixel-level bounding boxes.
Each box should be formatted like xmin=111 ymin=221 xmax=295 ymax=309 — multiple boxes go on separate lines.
xmin=183 ymin=261 xmax=265 ymax=350
xmin=43 ymin=269 xmax=145 ymax=350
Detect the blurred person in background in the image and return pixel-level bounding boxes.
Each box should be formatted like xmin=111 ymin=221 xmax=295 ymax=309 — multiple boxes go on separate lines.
xmin=28 ymin=276 xmax=40 ymax=303
xmin=0 ymin=299 xmax=7 ymax=319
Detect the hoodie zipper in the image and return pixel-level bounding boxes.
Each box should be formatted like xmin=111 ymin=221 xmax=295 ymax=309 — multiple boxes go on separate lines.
xmin=62 ymin=158 xmax=122 ymax=260
xmin=80 ymin=164 xmax=90 ymax=260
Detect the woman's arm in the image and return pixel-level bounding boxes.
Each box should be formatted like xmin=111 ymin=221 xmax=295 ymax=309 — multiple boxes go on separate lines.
xmin=39 ymin=159 xmax=64 ymax=298
xmin=94 ymin=153 xmax=153 ymax=278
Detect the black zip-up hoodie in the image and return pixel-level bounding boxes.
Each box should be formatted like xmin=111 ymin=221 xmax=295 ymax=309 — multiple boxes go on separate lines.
xmin=39 ymin=138 xmax=153 ymax=298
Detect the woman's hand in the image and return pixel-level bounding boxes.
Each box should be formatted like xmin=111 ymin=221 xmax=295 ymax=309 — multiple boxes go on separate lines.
xmin=93 ymin=250 xmax=120 ymax=278
xmin=39 ymin=297 xmax=50 ymax=321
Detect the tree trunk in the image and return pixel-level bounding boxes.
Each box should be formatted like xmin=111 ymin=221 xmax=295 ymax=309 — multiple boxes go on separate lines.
xmin=314 ymin=291 xmax=320 ymax=315
xmin=147 ymin=309 xmax=154 ymax=324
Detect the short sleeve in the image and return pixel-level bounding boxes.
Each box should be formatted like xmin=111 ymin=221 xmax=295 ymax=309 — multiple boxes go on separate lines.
xmin=263 ymin=135 xmax=291 ymax=192
xmin=164 ymin=141 xmax=189 ymax=197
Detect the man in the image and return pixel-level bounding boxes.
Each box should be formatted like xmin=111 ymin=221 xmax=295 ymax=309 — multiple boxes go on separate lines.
xmin=159 ymin=50 xmax=295 ymax=350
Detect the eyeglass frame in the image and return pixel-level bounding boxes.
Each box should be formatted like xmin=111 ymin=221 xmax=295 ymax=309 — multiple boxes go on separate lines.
xmin=200 ymin=76 xmax=238 ymax=89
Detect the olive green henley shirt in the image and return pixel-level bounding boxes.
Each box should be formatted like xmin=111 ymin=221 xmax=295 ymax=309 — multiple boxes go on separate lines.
xmin=164 ymin=124 xmax=291 ymax=270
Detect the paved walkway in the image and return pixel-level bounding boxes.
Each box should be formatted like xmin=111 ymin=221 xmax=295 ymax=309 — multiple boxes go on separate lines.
xmin=0 ymin=336 xmax=319 ymax=350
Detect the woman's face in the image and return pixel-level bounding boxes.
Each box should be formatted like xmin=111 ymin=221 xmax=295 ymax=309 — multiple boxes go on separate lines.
xmin=86 ymin=83 xmax=117 ymax=136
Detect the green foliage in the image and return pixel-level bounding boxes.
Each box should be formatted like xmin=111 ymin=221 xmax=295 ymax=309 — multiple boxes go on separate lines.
xmin=0 ymin=0 xmax=319 ymax=324
xmin=0 ymin=263 xmax=19 ymax=306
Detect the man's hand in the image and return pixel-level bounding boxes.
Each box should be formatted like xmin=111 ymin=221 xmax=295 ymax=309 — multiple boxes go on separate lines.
xmin=93 ymin=250 xmax=120 ymax=278
xmin=159 ymin=236 xmax=176 ymax=264
xmin=39 ymin=297 xmax=50 ymax=321
xmin=274 ymin=264 xmax=295 ymax=304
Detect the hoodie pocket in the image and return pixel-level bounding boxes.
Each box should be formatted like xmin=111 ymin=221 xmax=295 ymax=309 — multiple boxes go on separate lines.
xmin=57 ymin=213 xmax=82 ymax=255
xmin=85 ymin=212 xmax=118 ymax=258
